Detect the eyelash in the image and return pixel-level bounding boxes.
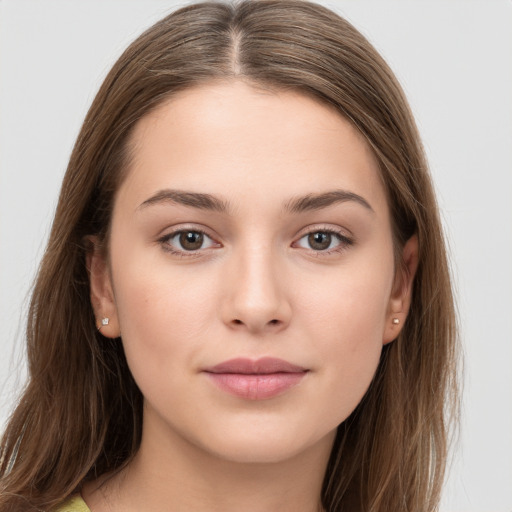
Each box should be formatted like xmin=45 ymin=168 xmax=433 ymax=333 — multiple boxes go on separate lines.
xmin=157 ymin=226 xmax=354 ymax=259
xmin=158 ymin=228 xmax=219 ymax=259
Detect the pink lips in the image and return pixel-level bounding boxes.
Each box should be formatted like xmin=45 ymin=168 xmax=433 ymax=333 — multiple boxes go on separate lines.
xmin=203 ymin=357 xmax=308 ymax=400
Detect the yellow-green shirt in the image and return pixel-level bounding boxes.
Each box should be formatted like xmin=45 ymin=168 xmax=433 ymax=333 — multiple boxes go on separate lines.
xmin=53 ymin=495 xmax=91 ymax=512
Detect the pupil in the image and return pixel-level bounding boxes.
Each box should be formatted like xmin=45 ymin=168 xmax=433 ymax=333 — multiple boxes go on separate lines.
xmin=309 ymin=232 xmax=331 ymax=250
xmin=180 ymin=231 xmax=203 ymax=250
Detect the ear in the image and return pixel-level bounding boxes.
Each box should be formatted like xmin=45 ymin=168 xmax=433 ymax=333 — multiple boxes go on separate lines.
xmin=383 ymin=234 xmax=419 ymax=345
xmin=86 ymin=236 xmax=121 ymax=338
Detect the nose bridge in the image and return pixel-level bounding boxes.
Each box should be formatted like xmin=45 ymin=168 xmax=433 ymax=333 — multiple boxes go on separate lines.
xmin=223 ymin=234 xmax=290 ymax=333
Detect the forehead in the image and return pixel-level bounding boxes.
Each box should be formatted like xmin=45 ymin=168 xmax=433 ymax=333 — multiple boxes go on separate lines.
xmin=119 ymin=80 xmax=388 ymax=218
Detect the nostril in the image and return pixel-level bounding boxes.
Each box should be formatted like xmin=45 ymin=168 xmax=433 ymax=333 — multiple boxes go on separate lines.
xmin=269 ymin=319 xmax=279 ymax=325
xmin=233 ymin=319 xmax=243 ymax=325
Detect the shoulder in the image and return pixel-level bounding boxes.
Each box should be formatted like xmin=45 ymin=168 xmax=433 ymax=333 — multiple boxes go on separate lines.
xmin=52 ymin=495 xmax=91 ymax=512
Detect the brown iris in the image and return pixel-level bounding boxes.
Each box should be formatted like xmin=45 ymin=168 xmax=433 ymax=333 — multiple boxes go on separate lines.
xmin=179 ymin=231 xmax=204 ymax=250
xmin=308 ymin=232 xmax=332 ymax=250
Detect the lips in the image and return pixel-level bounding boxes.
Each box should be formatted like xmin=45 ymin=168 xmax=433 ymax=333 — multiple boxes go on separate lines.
xmin=203 ymin=357 xmax=309 ymax=400
xmin=206 ymin=357 xmax=307 ymax=375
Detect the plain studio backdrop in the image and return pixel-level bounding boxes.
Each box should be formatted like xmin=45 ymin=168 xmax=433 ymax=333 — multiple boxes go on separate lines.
xmin=0 ymin=1 xmax=511 ymax=510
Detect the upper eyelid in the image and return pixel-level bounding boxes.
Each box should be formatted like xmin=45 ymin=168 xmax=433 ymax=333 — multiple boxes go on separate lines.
xmin=159 ymin=223 xmax=350 ymax=241
xmin=294 ymin=228 xmax=353 ymax=248
xmin=295 ymin=224 xmax=353 ymax=240
xmin=158 ymin=224 xmax=217 ymax=240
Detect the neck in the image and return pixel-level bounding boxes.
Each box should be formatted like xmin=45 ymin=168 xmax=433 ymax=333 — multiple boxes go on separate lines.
xmin=84 ymin=411 xmax=334 ymax=512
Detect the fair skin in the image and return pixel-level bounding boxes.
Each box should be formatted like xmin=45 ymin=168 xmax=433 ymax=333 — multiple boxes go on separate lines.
xmin=85 ymin=80 xmax=418 ymax=512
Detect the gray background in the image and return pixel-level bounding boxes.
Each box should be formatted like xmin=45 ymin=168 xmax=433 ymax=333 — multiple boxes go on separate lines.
xmin=1 ymin=1 xmax=511 ymax=510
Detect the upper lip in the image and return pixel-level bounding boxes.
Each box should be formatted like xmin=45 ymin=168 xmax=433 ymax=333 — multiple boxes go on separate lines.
xmin=204 ymin=357 xmax=308 ymax=374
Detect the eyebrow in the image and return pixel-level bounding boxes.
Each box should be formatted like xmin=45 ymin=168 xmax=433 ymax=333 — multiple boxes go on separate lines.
xmin=283 ymin=190 xmax=374 ymax=214
xmin=138 ymin=189 xmax=231 ymax=214
xmin=137 ymin=188 xmax=374 ymax=215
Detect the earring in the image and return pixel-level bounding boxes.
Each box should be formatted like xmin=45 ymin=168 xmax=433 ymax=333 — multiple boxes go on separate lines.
xmin=98 ymin=317 xmax=109 ymax=330
xmin=392 ymin=318 xmax=400 ymax=325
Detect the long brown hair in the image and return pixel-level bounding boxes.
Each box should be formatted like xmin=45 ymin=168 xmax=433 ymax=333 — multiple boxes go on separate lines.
xmin=0 ymin=1 xmax=459 ymax=510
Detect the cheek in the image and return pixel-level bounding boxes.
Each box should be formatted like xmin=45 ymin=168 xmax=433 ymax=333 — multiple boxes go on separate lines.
xmin=110 ymin=246 xmax=219 ymax=379
xmin=301 ymin=250 xmax=393 ymax=345
xmin=298 ymin=252 xmax=393 ymax=416
xmin=312 ymin=283 xmax=387 ymax=364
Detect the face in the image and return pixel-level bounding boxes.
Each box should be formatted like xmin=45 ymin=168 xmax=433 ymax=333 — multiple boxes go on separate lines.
xmin=89 ymin=80 xmax=416 ymax=464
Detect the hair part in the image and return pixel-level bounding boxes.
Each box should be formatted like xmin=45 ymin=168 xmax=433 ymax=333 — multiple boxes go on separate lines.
xmin=0 ymin=1 xmax=459 ymax=511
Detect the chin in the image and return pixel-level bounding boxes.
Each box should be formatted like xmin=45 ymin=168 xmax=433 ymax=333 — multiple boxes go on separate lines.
xmin=208 ymin=441 xmax=309 ymax=465
xmin=192 ymin=421 xmax=337 ymax=466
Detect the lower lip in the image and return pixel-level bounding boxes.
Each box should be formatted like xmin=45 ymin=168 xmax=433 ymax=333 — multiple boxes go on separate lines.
xmin=205 ymin=372 xmax=307 ymax=400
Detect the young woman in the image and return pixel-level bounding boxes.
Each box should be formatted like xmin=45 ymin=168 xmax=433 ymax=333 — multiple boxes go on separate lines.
xmin=0 ymin=1 xmax=459 ymax=511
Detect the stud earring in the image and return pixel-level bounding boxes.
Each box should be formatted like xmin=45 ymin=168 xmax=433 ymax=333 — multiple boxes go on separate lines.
xmin=392 ymin=318 xmax=400 ymax=325
xmin=98 ymin=317 xmax=109 ymax=330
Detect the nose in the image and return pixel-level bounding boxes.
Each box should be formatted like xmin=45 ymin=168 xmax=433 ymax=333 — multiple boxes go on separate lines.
xmin=221 ymin=244 xmax=292 ymax=335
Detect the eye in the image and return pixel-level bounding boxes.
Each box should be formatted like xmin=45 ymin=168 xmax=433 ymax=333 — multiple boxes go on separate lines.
xmin=295 ymin=229 xmax=353 ymax=254
xmin=159 ymin=229 xmax=218 ymax=255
